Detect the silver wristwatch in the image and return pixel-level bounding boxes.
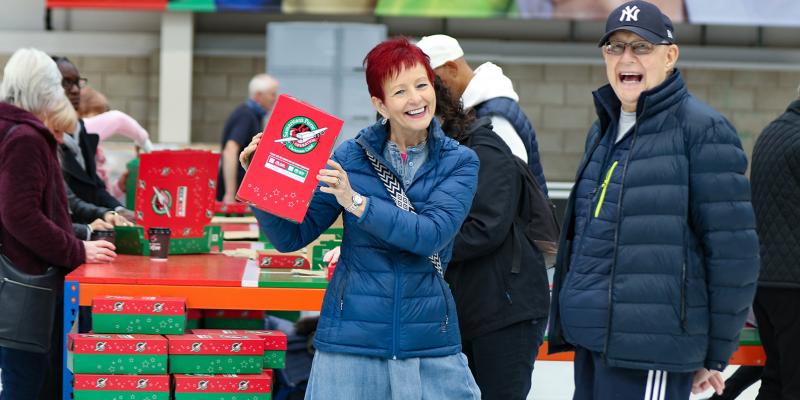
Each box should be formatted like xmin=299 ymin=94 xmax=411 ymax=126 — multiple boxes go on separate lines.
xmin=345 ymin=192 xmax=364 ymax=214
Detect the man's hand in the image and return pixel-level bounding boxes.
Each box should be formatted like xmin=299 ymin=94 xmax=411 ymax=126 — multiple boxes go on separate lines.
xmin=692 ymin=368 xmax=725 ymax=395
xmin=83 ymin=240 xmax=117 ymax=264
xmin=103 ymin=211 xmax=133 ymax=226
xmin=89 ymin=218 xmax=113 ymax=231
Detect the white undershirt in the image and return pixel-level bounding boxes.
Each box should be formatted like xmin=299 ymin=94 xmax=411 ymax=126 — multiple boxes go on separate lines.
xmin=617 ymin=110 xmax=637 ymax=143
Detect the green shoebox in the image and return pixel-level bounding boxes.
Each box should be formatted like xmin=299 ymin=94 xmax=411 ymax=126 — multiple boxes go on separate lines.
xmin=68 ymin=334 xmax=168 ymax=374
xmin=92 ymin=296 xmax=186 ymax=335
xmin=168 ymin=334 xmax=264 ymax=374
xmin=73 ymin=374 xmax=170 ymax=400
xmin=115 ymin=225 xmax=223 ymax=255
xmin=193 ymin=329 xmax=287 ymax=369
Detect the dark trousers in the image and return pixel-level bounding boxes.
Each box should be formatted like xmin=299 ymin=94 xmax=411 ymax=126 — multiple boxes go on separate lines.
xmin=709 ymin=366 xmax=763 ymax=400
xmin=0 ymin=300 xmax=63 ymax=400
xmin=573 ymin=347 xmax=693 ymax=400
xmin=753 ymin=287 xmax=800 ymax=400
xmin=461 ymin=318 xmax=546 ymax=400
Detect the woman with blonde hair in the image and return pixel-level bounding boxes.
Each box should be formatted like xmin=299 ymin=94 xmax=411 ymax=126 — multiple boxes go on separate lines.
xmin=0 ymin=47 xmax=116 ymax=399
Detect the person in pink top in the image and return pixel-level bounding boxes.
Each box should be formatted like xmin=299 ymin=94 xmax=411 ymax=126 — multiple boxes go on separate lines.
xmin=79 ymin=86 xmax=153 ymax=199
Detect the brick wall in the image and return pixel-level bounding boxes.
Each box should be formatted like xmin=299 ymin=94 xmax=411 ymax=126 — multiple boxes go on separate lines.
xmin=3 ymin=53 xmax=798 ymax=182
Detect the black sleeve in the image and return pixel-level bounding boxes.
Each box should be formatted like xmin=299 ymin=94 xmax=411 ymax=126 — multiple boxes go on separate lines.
xmin=451 ymin=141 xmax=519 ymax=262
xmin=94 ymin=184 xmax=123 ymax=210
xmin=72 ymin=223 xmax=90 ymax=240
xmin=67 ymin=183 xmax=110 ymax=223
xmin=227 ymin=112 xmax=261 ymax=148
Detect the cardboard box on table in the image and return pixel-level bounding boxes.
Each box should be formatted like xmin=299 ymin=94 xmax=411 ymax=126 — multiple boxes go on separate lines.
xmin=203 ymin=309 xmax=266 ymax=330
xmin=68 ymin=334 xmax=168 ymax=375
xmin=92 ymin=295 xmax=186 ymax=334
xmin=116 ymin=149 xmax=223 ymax=255
xmin=193 ymin=329 xmax=287 ymax=369
xmin=256 ymin=251 xmax=309 ymax=269
xmin=237 ymin=94 xmax=343 ymax=223
xmin=73 ymin=374 xmax=170 ymax=400
xmin=168 ymin=334 xmax=264 ymax=374
xmin=173 ymin=371 xmax=272 ymax=400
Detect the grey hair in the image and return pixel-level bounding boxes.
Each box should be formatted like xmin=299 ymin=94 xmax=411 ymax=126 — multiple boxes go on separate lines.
xmin=248 ymin=73 xmax=278 ymax=97
xmin=0 ymin=48 xmax=66 ymax=118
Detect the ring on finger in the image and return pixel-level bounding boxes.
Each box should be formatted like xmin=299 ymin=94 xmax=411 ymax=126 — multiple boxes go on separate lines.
xmin=335 ymin=177 xmax=342 ymax=187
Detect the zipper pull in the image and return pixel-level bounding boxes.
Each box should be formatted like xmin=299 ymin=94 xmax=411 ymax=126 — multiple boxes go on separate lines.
xmin=339 ymin=299 xmax=344 ymax=311
xmin=441 ymin=315 xmax=449 ymax=332
xmin=505 ymin=291 xmax=513 ymax=304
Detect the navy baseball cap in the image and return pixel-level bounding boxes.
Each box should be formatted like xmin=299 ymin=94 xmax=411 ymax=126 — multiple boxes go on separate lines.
xmin=598 ymin=1 xmax=676 ymax=47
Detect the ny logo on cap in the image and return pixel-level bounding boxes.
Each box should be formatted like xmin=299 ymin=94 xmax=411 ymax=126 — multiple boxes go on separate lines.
xmin=620 ymin=5 xmax=641 ymax=22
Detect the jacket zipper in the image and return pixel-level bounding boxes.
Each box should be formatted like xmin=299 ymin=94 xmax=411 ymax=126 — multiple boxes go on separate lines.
xmin=437 ymin=275 xmax=450 ymax=332
xmin=603 ymin=111 xmax=641 ymax=358
xmin=392 ymin=259 xmax=400 ymax=359
xmin=680 ymin=260 xmax=687 ymax=331
xmin=594 ymin=161 xmax=619 ymax=218
xmin=3 ymin=277 xmax=53 ymax=292
xmin=337 ymin=269 xmax=350 ymax=313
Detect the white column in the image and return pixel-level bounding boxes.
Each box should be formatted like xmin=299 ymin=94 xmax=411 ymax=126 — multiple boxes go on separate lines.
xmin=158 ymin=12 xmax=194 ymax=144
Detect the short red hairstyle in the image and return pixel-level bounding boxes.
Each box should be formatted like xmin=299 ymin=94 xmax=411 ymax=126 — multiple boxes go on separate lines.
xmin=363 ymin=36 xmax=436 ymax=101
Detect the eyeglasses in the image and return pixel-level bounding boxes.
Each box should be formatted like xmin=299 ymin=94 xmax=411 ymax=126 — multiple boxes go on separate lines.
xmin=604 ymin=41 xmax=668 ymax=56
xmin=61 ymin=77 xmax=88 ymax=90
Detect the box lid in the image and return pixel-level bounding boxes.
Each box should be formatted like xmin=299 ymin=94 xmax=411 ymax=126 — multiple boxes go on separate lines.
xmin=68 ymin=334 xmax=168 ymax=354
xmin=173 ymin=371 xmax=272 ymax=393
xmin=92 ymin=295 xmax=186 ymax=315
xmin=167 ymin=334 xmax=264 ymax=355
xmin=192 ymin=329 xmax=287 ymax=350
xmin=74 ymin=374 xmax=170 ymax=391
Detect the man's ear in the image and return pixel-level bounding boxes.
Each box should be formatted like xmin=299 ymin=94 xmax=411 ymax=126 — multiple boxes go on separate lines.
xmin=439 ymin=60 xmax=460 ymax=79
xmin=371 ymin=96 xmax=388 ymax=119
xmin=666 ymin=44 xmax=679 ymax=71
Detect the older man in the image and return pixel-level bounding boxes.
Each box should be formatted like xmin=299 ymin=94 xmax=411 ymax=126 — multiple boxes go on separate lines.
xmin=547 ymin=1 xmax=760 ymax=399
xmin=217 ymin=73 xmax=278 ymax=204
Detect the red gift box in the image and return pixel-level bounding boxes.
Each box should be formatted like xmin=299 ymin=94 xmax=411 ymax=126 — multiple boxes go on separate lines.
xmin=173 ymin=372 xmax=272 ymax=397
xmin=237 ymin=94 xmax=343 ymax=223
xmin=192 ymin=329 xmax=287 ymax=350
xmin=93 ymin=296 xmax=185 ymax=315
xmin=167 ymin=334 xmax=264 ymax=355
xmin=73 ymin=374 xmax=170 ymax=393
xmin=256 ymin=251 xmax=310 ymax=269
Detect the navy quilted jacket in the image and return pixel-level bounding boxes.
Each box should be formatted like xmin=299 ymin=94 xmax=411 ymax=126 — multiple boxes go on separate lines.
xmin=548 ymin=70 xmax=760 ymax=373
xmin=255 ymin=119 xmax=479 ymax=359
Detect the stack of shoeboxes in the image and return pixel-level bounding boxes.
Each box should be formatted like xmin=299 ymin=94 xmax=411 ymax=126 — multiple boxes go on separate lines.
xmin=70 ymin=295 xmax=181 ymax=400
xmin=70 ymin=295 xmax=273 ymax=399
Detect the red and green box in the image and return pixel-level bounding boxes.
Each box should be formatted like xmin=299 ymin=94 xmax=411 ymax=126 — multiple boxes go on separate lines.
xmin=257 ymin=251 xmax=309 ymax=269
xmin=168 ymin=334 xmax=264 ymax=374
xmin=173 ymin=372 xmax=272 ymax=400
xmin=74 ymin=374 xmax=170 ymax=400
xmin=202 ymin=309 xmax=265 ymax=330
xmin=193 ymin=329 xmax=287 ymax=369
xmin=186 ymin=309 xmax=203 ymax=330
xmin=92 ymin=296 xmax=186 ymax=334
xmin=68 ymin=334 xmax=168 ymax=374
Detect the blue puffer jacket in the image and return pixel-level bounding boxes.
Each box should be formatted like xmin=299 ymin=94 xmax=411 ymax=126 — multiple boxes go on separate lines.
xmin=254 ymin=119 xmax=479 ymax=359
xmin=548 ymin=70 xmax=760 ymax=373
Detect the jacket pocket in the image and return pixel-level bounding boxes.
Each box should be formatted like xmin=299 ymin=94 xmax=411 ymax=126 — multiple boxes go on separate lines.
xmin=436 ymin=275 xmax=450 ymax=333
xmin=594 ymin=161 xmax=619 ymax=218
xmin=336 ymin=268 xmax=351 ymax=317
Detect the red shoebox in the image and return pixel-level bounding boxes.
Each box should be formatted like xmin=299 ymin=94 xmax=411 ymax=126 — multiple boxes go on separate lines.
xmin=237 ymin=94 xmax=343 ymax=223
xmin=192 ymin=329 xmax=287 ymax=350
xmin=173 ymin=371 xmax=272 ymax=400
xmin=73 ymin=374 xmax=170 ymax=400
xmin=168 ymin=334 xmax=265 ymax=374
xmin=256 ymin=251 xmax=310 ymax=269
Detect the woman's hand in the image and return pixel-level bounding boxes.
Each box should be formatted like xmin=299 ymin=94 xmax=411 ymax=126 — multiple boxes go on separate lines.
xmin=239 ymin=132 xmax=263 ymax=171
xmin=83 ymin=240 xmax=117 ymax=264
xmin=103 ymin=211 xmax=133 ymax=226
xmin=318 ymin=160 xmax=356 ymax=209
xmin=89 ymin=218 xmax=113 ymax=231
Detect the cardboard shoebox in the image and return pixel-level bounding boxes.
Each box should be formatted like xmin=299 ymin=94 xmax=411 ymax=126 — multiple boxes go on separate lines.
xmin=92 ymin=296 xmax=186 ymax=334
xmin=256 ymin=250 xmax=310 ymax=269
xmin=203 ymin=309 xmax=265 ymax=330
xmin=167 ymin=334 xmax=264 ymax=374
xmin=68 ymin=334 xmax=168 ymax=375
xmin=237 ymin=94 xmax=343 ymax=223
xmin=186 ymin=308 xmax=203 ymax=330
xmin=173 ymin=371 xmax=272 ymax=400
xmin=193 ymin=329 xmax=287 ymax=369
xmin=73 ymin=374 xmax=170 ymax=400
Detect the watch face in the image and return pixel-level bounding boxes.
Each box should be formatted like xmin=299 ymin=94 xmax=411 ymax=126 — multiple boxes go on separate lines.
xmin=352 ymin=194 xmax=363 ymax=206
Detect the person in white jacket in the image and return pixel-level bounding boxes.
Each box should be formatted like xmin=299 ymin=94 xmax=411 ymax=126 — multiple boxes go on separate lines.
xmin=417 ymin=34 xmax=548 ymax=195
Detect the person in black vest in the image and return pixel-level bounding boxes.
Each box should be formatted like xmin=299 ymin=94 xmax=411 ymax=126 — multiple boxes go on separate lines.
xmin=52 ymin=56 xmax=135 ymax=220
xmin=546 ymin=2 xmax=759 ymax=399
xmin=434 ymin=76 xmax=550 ymax=400
xmin=750 ymin=87 xmax=800 ymax=399
xmin=417 ymin=34 xmax=548 ymax=196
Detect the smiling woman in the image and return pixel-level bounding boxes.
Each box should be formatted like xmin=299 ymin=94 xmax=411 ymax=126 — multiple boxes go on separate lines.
xmin=241 ymin=37 xmax=482 ymax=399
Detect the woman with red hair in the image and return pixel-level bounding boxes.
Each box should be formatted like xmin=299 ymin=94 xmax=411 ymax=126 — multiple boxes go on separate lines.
xmin=242 ymin=37 xmax=481 ymax=399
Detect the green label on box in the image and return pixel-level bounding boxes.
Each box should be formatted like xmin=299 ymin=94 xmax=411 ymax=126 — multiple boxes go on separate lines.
xmin=72 ymin=354 xmax=167 ymax=375
xmin=263 ymin=350 xmax=285 ymax=369
xmin=175 ymin=393 xmax=271 ymax=400
xmin=169 ymin=355 xmax=263 ymax=374
xmin=92 ymin=314 xmax=185 ymax=335
xmin=203 ymin=318 xmax=265 ymax=330
xmin=74 ymin=390 xmax=168 ymax=400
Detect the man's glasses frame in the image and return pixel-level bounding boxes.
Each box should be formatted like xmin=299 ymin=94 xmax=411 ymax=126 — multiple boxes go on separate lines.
xmin=604 ymin=40 xmax=669 ymax=56
xmin=62 ymin=77 xmax=88 ymax=90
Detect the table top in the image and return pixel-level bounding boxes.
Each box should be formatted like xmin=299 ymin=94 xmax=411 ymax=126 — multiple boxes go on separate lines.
xmin=66 ymin=254 xmax=328 ymax=289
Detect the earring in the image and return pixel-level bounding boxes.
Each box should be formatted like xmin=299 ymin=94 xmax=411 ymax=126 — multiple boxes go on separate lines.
xmin=380 ymin=117 xmax=388 ymax=125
